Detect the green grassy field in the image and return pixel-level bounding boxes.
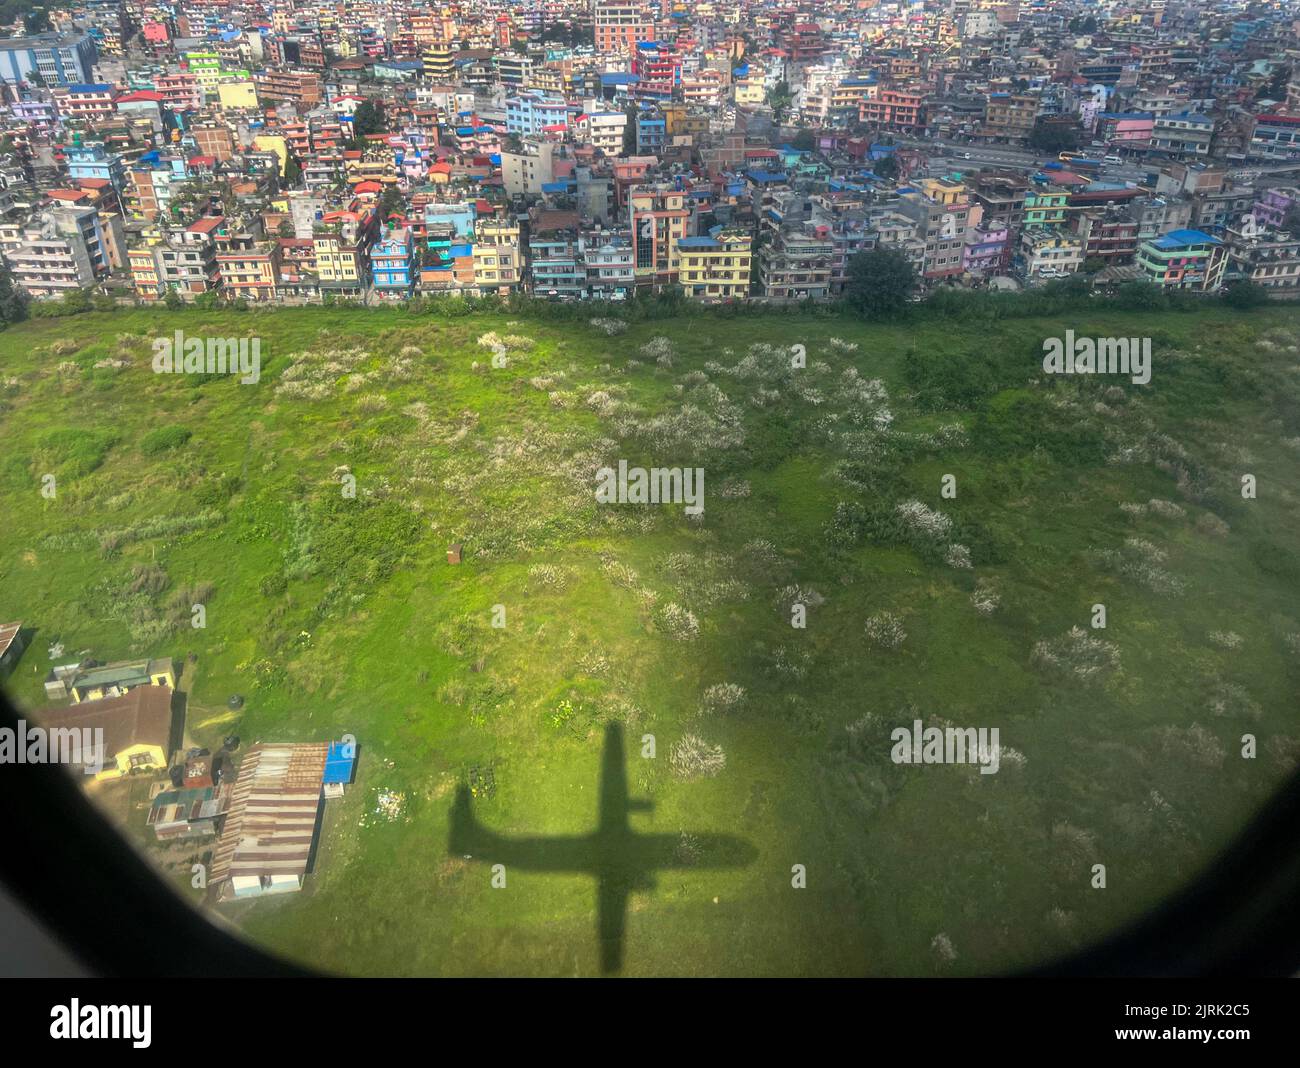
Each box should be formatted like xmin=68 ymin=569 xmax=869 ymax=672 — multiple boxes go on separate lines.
xmin=1 ymin=303 xmax=1298 ymax=976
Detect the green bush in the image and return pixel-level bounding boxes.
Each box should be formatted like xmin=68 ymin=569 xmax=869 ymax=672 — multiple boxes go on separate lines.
xmin=36 ymin=427 xmax=117 ymax=478
xmin=140 ymin=425 xmax=192 ymax=455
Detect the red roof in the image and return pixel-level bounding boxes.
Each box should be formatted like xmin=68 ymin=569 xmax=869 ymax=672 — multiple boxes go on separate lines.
xmin=117 ymin=90 xmax=164 ymax=103
xmin=187 ymin=216 xmax=223 ymax=234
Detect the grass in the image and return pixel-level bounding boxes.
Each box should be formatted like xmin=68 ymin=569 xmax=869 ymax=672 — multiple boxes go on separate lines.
xmin=0 ymin=303 xmax=1298 ymax=976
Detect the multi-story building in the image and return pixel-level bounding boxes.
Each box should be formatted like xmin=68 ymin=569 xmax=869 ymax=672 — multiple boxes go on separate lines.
xmin=1070 ymin=210 xmax=1140 ymax=266
xmin=1016 ymin=227 xmax=1084 ymax=285
xmin=677 ymin=227 xmax=751 ymax=302
xmin=370 ymin=225 xmax=414 ymax=298
xmin=253 ymin=69 xmax=323 ymax=107
xmin=528 ymin=216 xmax=584 ymax=300
xmin=3 ymin=205 xmax=108 ymax=298
xmin=580 ymin=230 xmax=634 ymax=300
xmin=64 ymin=140 xmax=125 ymax=194
xmin=0 ymin=32 xmax=97 ymax=87
xmin=1150 ymin=112 xmax=1212 ymax=158
xmin=1253 ymin=186 xmax=1300 ymax=230
xmin=506 ymin=92 xmax=569 ymax=136
xmin=577 ymin=108 xmax=628 ymax=158
xmin=473 ymin=217 xmax=522 ymax=295
xmin=1135 ymin=228 xmax=1226 ymax=290
xmin=983 ymin=92 xmax=1039 ymax=140
xmin=1250 ymin=112 xmax=1300 ymax=161
xmin=1223 ymin=221 xmax=1300 ymax=297
xmin=759 ymin=223 xmax=834 ymax=300
xmin=859 ymin=88 xmax=925 ymax=131
xmin=313 ymin=208 xmax=374 ymax=298
xmin=593 ymin=2 xmax=653 ymax=55
xmin=1024 ymin=187 xmax=1069 ymax=228
xmin=963 ymin=224 xmax=1011 ymax=274
xmin=153 ymin=218 xmax=223 ymax=299
xmin=629 ymin=185 xmax=690 ymax=291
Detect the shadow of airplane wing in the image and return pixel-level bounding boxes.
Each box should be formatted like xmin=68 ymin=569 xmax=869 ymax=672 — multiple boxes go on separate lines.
xmin=449 ymin=786 xmax=596 ymax=872
xmin=629 ymin=832 xmax=760 ymax=870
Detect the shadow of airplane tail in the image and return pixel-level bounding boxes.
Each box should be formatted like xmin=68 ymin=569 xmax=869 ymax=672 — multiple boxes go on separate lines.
xmin=448 ymin=784 xmax=483 ymax=859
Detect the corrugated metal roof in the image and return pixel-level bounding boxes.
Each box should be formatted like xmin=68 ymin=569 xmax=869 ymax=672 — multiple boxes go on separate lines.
xmin=211 ymin=743 xmax=328 ymax=884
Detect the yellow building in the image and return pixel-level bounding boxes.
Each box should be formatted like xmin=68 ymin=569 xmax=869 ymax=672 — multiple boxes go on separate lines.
xmin=38 ymin=685 xmax=174 ymax=781
xmin=252 ymin=134 xmax=289 ymax=176
xmin=57 ymin=657 xmax=176 ymax=703
xmin=677 ymin=227 xmax=752 ymax=301
xmin=919 ymin=176 xmax=967 ymax=206
xmin=473 ymin=217 xmax=521 ymax=293
xmin=217 ymin=80 xmax=259 ymax=110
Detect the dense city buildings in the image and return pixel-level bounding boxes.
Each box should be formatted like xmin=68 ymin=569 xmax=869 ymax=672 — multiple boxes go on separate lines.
xmin=0 ymin=1 xmax=1298 ymax=305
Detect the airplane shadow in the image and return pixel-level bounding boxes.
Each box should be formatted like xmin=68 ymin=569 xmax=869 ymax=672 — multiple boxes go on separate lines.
xmin=449 ymin=722 xmax=757 ymax=972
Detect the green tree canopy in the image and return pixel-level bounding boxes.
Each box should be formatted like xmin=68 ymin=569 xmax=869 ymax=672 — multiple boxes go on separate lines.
xmin=844 ymin=247 xmax=917 ymax=320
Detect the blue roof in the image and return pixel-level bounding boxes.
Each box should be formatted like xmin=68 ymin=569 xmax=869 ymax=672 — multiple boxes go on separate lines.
xmin=323 ymin=741 xmax=355 ymax=785
xmin=69 ymin=83 xmax=112 ymax=93
xmin=600 ymin=72 xmax=638 ymax=85
xmin=1155 ymin=228 xmax=1220 ymax=247
xmin=679 ymin=236 xmax=719 ymax=248
xmin=449 ymin=243 xmax=473 ymax=257
xmin=746 ymin=170 xmax=788 ymax=183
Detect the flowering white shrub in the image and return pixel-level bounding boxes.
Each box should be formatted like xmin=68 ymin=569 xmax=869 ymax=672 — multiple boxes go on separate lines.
xmin=700 ymin=683 xmax=747 ymax=715
xmin=1031 ymin=626 xmax=1120 ymax=686
xmin=1208 ymin=630 xmax=1243 ymax=650
xmin=670 ymin=733 xmax=726 ymax=780
xmin=1146 ymin=498 xmax=1186 ymax=520
xmin=944 ymin=543 xmax=973 ymax=569
xmin=639 ymin=336 xmax=675 ymax=362
xmin=970 ymin=581 xmax=1000 ymax=615
xmin=865 ymin=611 xmax=906 ymax=650
xmin=657 ymin=602 xmax=700 ymax=641
xmin=589 ymin=317 xmax=628 ymax=336
xmin=775 ymin=584 xmax=825 ymax=611
xmin=896 ymin=499 xmax=952 ymax=542
xmin=931 ymin=933 xmax=957 ymax=965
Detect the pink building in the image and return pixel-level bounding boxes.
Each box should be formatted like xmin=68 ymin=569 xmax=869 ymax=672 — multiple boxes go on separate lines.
xmin=1097 ymin=112 xmax=1154 ymax=146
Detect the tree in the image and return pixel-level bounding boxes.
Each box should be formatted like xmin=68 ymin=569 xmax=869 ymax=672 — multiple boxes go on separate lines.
xmin=379 ymin=184 xmax=404 ymax=220
xmin=0 ymin=260 xmax=28 ymax=326
xmin=283 ymin=156 xmax=302 ymax=185
xmin=767 ymin=80 xmax=794 ymax=124
xmin=844 ymin=247 xmax=916 ymax=319
xmin=1222 ymin=279 xmax=1269 ymax=309
xmin=1028 ymin=122 xmax=1080 ymax=155
xmin=348 ymin=100 xmax=386 ymax=148
xmin=791 ymin=128 xmax=816 ymax=152
xmin=622 ymin=104 xmax=638 ymax=156
xmin=873 ymin=154 xmax=899 ymax=181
